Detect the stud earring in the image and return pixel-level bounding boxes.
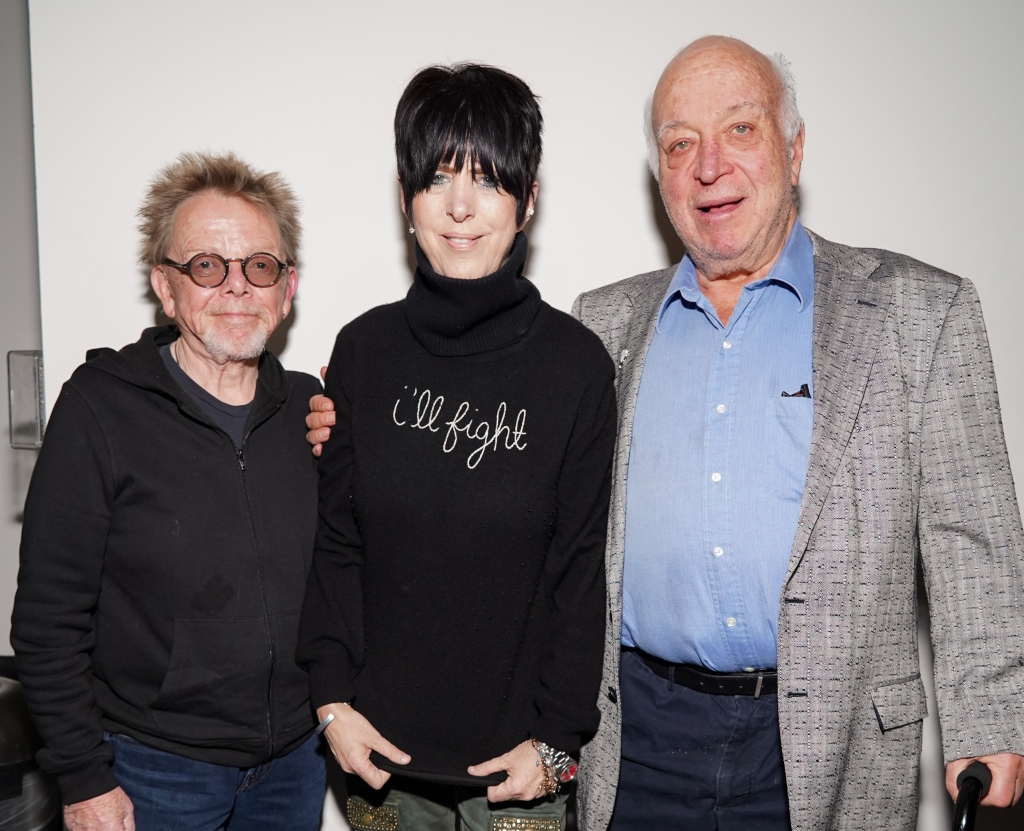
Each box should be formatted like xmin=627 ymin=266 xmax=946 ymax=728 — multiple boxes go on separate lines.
xmin=527 ymin=208 xmax=535 ymax=217
xmin=408 ymin=226 xmax=415 ymax=234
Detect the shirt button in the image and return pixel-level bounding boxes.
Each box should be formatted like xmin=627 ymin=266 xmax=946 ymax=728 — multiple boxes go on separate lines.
xmin=744 ymin=667 xmax=755 ymax=673
xmin=711 ymin=472 xmax=721 ymax=482
xmin=716 ymin=404 xmax=726 ymax=414
xmin=726 ymin=617 xmax=737 ymax=627
xmin=723 ymin=340 xmax=732 ymax=350
xmin=713 ymin=546 xmax=724 ymax=557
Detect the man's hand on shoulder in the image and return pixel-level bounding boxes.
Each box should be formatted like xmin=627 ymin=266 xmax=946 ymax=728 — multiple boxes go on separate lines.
xmin=64 ymin=786 xmax=135 ymax=831
xmin=306 ymin=366 xmax=335 ymax=457
xmin=946 ymin=753 xmax=1024 ymax=807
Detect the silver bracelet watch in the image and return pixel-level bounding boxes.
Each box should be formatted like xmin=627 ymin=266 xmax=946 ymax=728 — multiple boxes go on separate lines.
xmin=533 ymin=739 xmax=578 ymax=785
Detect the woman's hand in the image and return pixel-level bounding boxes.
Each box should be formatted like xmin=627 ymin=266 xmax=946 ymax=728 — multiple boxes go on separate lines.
xmin=317 ymin=703 xmax=410 ymax=789
xmin=306 ymin=367 xmax=336 ymax=457
xmin=468 ymin=739 xmax=548 ymax=802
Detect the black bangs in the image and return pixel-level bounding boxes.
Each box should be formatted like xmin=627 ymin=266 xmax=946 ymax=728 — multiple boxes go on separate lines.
xmin=395 ymin=64 xmax=542 ymax=225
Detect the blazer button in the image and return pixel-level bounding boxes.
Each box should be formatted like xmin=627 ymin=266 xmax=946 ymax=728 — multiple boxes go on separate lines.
xmin=607 ymin=686 xmax=618 ymax=704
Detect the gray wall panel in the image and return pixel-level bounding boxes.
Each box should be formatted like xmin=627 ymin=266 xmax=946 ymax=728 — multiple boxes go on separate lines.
xmin=0 ymin=0 xmax=42 ymax=653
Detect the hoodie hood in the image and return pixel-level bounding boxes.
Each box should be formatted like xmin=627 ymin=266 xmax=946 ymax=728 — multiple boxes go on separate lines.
xmin=80 ymin=325 xmax=289 ymax=424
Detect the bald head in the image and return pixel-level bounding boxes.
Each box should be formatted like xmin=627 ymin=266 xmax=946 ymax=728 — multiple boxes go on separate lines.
xmin=645 ymin=35 xmax=806 ymax=283
xmin=646 ymin=37 xmax=802 ymax=180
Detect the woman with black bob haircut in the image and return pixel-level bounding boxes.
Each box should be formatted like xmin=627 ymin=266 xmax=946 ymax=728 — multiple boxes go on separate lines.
xmin=395 ymin=63 xmax=542 ymax=228
xmin=297 ymin=63 xmax=616 ymax=830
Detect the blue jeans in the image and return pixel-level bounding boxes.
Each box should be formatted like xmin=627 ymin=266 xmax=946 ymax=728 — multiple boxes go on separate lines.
xmin=106 ymin=731 xmax=325 ymax=831
xmin=609 ymin=651 xmax=790 ymax=831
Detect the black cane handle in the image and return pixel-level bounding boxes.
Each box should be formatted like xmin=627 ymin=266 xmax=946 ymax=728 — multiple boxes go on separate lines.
xmin=952 ymin=761 xmax=992 ymax=831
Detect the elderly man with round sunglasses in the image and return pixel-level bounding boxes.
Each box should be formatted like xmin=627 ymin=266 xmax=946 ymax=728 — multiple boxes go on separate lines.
xmin=11 ymin=152 xmax=325 ymax=831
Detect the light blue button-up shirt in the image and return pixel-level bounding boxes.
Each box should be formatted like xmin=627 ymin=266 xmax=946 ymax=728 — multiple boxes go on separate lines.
xmin=621 ymin=220 xmax=814 ymax=672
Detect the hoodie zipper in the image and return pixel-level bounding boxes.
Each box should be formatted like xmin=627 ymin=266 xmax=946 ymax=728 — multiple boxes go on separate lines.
xmin=170 ymin=381 xmax=283 ymax=759
xmin=233 ymin=406 xmax=282 ymax=759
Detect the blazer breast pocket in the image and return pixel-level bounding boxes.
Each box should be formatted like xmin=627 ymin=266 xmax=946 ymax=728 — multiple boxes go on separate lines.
xmin=766 ymin=397 xmax=813 ymax=502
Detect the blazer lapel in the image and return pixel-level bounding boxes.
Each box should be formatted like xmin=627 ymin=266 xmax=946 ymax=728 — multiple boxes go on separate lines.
xmin=784 ymin=233 xmax=892 ymax=585
xmin=615 ymin=276 xmax=668 ymax=423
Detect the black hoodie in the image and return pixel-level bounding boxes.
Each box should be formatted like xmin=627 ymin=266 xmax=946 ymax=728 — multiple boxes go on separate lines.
xmin=11 ymin=326 xmax=321 ymax=804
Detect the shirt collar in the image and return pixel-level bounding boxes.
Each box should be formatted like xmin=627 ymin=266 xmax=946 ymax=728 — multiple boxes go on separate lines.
xmin=657 ymin=217 xmax=814 ymax=329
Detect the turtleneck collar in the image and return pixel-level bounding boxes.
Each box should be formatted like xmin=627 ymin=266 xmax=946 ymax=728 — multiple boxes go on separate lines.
xmin=405 ymin=232 xmax=542 ymax=357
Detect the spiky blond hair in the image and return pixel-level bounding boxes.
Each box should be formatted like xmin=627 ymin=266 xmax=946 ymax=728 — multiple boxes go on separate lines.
xmin=138 ymin=151 xmax=301 ymax=267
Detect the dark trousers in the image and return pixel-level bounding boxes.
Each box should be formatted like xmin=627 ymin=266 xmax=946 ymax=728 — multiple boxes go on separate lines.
xmin=609 ymin=650 xmax=791 ymax=831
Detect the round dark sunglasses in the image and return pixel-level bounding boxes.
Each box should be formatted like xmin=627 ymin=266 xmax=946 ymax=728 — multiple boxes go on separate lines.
xmin=162 ymin=252 xmax=289 ymax=288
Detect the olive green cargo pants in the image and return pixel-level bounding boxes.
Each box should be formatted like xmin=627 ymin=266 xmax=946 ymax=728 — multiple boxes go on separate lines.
xmin=346 ymin=776 xmax=568 ymax=831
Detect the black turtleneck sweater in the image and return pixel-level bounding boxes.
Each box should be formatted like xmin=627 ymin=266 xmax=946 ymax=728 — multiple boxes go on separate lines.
xmin=297 ymin=234 xmax=616 ymax=785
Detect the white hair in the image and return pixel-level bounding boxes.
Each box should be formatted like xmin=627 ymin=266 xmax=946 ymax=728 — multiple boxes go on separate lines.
xmin=770 ymin=52 xmax=804 ymax=149
xmin=644 ymin=94 xmax=658 ymax=180
xmin=645 ymin=48 xmax=804 ymax=181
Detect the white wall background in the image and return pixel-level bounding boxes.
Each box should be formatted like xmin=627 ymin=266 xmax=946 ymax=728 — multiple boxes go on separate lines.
xmin=27 ymin=1 xmax=1024 ymax=829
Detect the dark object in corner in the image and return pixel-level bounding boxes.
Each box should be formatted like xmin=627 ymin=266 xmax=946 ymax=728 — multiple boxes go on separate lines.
xmin=0 ymin=655 xmax=18 ymax=680
xmin=0 ymin=674 xmax=62 ymax=828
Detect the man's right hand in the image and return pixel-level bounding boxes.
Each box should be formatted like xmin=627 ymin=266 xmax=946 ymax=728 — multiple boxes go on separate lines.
xmin=64 ymin=786 xmax=135 ymax=831
xmin=306 ymin=367 xmax=336 ymax=458
xmin=317 ymin=702 xmax=410 ymax=789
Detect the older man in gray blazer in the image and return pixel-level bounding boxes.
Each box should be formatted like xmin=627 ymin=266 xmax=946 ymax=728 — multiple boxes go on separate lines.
xmin=571 ymin=35 xmax=1024 ymax=831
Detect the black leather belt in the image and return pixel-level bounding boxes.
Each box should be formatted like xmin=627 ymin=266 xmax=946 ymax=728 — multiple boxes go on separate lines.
xmin=628 ymin=648 xmax=778 ymax=697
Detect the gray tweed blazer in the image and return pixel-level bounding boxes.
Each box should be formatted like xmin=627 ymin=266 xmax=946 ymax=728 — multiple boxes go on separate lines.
xmin=570 ymin=231 xmax=1024 ymax=831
